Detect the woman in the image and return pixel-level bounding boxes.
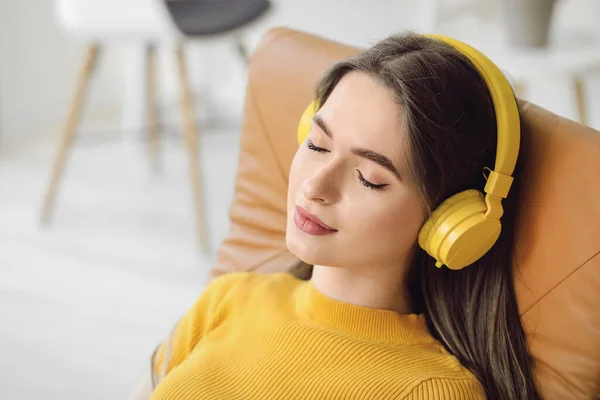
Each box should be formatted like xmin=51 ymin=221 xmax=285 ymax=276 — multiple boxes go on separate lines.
xmin=141 ymin=33 xmax=540 ymax=399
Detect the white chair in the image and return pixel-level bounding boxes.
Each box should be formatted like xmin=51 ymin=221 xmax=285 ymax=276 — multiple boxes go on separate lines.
xmin=42 ymin=0 xmax=272 ymax=253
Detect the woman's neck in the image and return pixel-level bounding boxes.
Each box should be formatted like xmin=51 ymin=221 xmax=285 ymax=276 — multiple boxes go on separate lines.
xmin=310 ymin=264 xmax=413 ymax=314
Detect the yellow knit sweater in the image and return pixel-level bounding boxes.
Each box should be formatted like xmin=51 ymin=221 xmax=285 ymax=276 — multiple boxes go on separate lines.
xmin=150 ymin=272 xmax=485 ymax=399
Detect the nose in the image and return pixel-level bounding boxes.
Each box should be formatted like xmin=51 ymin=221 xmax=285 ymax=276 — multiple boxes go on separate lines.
xmin=302 ymin=162 xmax=341 ymax=204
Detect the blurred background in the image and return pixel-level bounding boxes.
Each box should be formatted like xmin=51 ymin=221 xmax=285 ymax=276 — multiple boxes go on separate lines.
xmin=0 ymin=0 xmax=599 ymax=398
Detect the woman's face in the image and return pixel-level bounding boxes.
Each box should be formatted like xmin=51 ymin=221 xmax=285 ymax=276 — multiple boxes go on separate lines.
xmin=286 ymin=72 xmax=426 ymax=271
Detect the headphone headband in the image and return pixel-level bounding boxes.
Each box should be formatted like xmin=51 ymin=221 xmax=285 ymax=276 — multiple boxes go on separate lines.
xmin=426 ymin=34 xmax=520 ymax=217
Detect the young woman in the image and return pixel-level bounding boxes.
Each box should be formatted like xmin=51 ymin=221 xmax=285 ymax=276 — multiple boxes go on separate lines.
xmin=141 ymin=33 xmax=540 ymax=400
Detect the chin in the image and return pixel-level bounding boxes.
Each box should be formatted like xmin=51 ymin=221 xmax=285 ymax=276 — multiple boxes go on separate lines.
xmin=286 ymin=228 xmax=329 ymax=266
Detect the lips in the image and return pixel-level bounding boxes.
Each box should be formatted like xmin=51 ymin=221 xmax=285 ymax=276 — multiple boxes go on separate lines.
xmin=294 ymin=206 xmax=338 ymax=236
xmin=295 ymin=206 xmax=336 ymax=230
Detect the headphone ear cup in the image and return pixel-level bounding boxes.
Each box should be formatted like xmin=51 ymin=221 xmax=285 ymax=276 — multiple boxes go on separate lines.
xmin=297 ymin=101 xmax=318 ymax=146
xmin=419 ymin=190 xmax=482 ymax=246
xmin=418 ymin=189 xmax=501 ymax=270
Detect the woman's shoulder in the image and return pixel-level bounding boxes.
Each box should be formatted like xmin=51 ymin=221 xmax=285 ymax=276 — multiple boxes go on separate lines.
xmin=405 ymin=374 xmax=486 ymax=399
xmin=403 ymin=341 xmax=485 ymax=398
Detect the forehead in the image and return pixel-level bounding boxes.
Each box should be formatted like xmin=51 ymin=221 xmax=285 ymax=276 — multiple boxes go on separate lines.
xmin=318 ymin=71 xmax=407 ymax=161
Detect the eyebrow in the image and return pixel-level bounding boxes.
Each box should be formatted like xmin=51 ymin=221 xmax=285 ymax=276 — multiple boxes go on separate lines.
xmin=313 ymin=115 xmax=403 ymax=182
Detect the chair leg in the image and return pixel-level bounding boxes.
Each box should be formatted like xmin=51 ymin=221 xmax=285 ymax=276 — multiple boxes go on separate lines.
xmin=574 ymin=77 xmax=587 ymax=126
xmin=175 ymin=44 xmax=210 ymax=253
xmin=40 ymin=44 xmax=99 ymax=223
xmin=146 ymin=44 xmax=161 ymax=171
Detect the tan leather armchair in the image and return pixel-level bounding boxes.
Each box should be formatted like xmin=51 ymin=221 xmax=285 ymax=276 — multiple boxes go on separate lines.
xmin=206 ymin=27 xmax=600 ymax=399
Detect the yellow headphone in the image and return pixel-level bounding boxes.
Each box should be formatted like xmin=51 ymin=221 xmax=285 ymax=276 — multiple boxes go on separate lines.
xmin=296 ymin=34 xmax=520 ymax=270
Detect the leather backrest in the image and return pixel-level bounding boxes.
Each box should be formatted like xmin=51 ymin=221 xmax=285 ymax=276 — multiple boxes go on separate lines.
xmin=210 ymin=27 xmax=600 ymax=399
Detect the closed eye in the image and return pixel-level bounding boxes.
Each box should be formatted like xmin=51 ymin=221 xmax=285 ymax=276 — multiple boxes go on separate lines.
xmin=308 ymin=140 xmax=388 ymax=190
xmin=307 ymin=139 xmax=330 ymax=153
xmin=357 ymin=170 xmax=388 ymax=190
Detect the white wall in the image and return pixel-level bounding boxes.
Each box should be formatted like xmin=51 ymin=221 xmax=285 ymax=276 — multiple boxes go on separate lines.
xmin=0 ymin=0 xmax=125 ymax=142
xmin=1 ymin=0 xmax=599 ymax=144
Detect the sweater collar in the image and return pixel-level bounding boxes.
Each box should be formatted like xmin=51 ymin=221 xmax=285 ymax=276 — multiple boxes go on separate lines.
xmin=296 ymin=279 xmax=435 ymax=345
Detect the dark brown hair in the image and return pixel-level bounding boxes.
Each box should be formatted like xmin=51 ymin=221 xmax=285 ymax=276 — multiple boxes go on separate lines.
xmin=291 ymin=33 xmax=540 ymax=399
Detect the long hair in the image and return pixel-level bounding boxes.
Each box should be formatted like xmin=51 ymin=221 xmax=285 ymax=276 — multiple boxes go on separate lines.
xmin=291 ymin=33 xmax=540 ymax=399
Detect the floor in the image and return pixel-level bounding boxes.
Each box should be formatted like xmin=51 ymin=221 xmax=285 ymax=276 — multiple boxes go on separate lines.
xmin=0 ymin=122 xmax=241 ymax=399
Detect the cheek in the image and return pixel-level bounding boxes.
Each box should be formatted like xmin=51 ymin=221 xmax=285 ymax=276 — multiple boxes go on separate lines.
xmin=350 ymin=193 xmax=424 ymax=244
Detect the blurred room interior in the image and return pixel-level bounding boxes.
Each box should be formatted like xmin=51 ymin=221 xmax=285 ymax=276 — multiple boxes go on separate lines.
xmin=1 ymin=0 xmax=599 ymax=398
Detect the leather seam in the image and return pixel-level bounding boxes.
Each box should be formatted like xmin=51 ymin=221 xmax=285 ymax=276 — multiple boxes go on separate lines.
xmin=521 ymin=249 xmax=600 ymax=317
xmin=246 ymin=57 xmax=291 ymax=190
xmin=534 ymin=358 xmax=591 ymax=398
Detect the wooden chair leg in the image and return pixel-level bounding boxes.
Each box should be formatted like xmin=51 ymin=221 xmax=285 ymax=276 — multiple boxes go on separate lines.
xmin=40 ymin=44 xmax=99 ymax=223
xmin=146 ymin=44 xmax=161 ymax=171
xmin=574 ymin=77 xmax=587 ymax=126
xmin=175 ymin=44 xmax=210 ymax=253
